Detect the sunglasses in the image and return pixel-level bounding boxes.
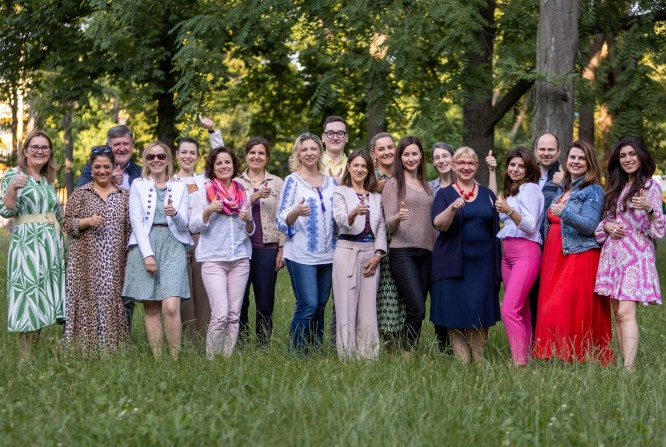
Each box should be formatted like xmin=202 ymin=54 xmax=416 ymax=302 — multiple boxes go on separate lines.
xmin=91 ymin=145 xmax=113 ymax=155
xmin=146 ymin=153 xmax=168 ymax=161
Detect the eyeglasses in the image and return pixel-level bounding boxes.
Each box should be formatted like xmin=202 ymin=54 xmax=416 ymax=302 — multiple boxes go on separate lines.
xmin=28 ymin=145 xmax=51 ymax=153
xmin=146 ymin=153 xmax=168 ymax=161
xmin=91 ymin=145 xmax=113 ymax=155
xmin=454 ymin=161 xmax=478 ymax=168
xmin=324 ymin=131 xmax=347 ymax=139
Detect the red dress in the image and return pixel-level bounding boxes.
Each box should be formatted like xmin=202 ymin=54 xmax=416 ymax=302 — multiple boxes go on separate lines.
xmin=533 ymin=206 xmax=615 ymax=365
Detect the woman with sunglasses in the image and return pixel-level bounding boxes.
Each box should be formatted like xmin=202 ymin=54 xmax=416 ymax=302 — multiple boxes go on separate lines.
xmin=0 ymin=131 xmax=65 ymax=364
xmin=63 ymin=146 xmax=131 ymax=355
xmin=277 ymin=133 xmax=336 ymax=353
xmin=122 ymin=141 xmax=193 ymax=359
xmin=370 ymin=132 xmax=405 ymax=352
xmin=190 ymin=146 xmax=254 ymax=359
xmin=382 ymin=136 xmax=435 ymax=355
xmin=431 ymin=147 xmax=501 ymax=363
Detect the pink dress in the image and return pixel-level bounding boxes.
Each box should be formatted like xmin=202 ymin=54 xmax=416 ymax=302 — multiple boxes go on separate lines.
xmin=595 ymin=180 xmax=665 ymax=304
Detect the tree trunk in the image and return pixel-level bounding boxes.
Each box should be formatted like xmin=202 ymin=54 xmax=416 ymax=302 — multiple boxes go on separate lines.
xmin=63 ymin=107 xmax=75 ymax=196
xmin=366 ymin=59 xmax=389 ymax=144
xmin=10 ymin=88 xmax=18 ymax=158
xmin=155 ymin=10 xmax=178 ymax=150
xmin=533 ymin=0 xmax=580 ymax=151
xmin=462 ymin=0 xmax=496 ymax=186
xmin=579 ymin=33 xmax=607 ymax=144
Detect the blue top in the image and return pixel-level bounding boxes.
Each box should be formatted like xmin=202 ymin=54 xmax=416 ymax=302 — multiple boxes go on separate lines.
xmin=543 ymin=176 xmax=603 ymax=255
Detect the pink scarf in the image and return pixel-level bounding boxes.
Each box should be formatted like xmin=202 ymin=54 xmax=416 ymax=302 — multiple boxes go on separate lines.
xmin=205 ymin=178 xmax=247 ymax=215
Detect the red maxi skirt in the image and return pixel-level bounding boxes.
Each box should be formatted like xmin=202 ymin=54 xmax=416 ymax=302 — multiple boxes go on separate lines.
xmin=533 ymin=211 xmax=615 ymax=365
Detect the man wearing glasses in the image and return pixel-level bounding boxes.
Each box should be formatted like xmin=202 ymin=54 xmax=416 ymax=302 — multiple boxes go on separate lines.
xmin=77 ymin=125 xmax=142 ymax=190
xmin=77 ymin=125 xmax=142 ymax=334
xmin=321 ymin=116 xmax=349 ymax=183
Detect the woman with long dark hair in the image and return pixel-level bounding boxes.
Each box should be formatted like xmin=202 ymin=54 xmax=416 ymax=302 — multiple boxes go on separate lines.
xmin=595 ymin=137 xmax=664 ymax=370
xmin=494 ymin=147 xmax=544 ymax=366
xmin=381 ymin=136 xmax=434 ymax=355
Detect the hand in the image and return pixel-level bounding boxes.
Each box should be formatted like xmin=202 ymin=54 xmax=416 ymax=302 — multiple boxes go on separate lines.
xmin=144 ymin=255 xmax=157 ymax=274
xmin=164 ymin=195 xmax=177 ymax=217
xmin=495 ymin=194 xmax=511 ymax=214
xmin=355 ymin=197 xmax=369 ymax=216
xmin=376 ymin=178 xmax=386 ymax=193
xmin=206 ymin=199 xmax=224 ymax=214
xmin=485 ymin=150 xmax=497 ymax=172
xmin=257 ymin=180 xmax=272 ymax=199
xmin=552 ymin=165 xmax=565 ymax=186
xmin=112 ymin=165 xmax=123 ymax=185
xmin=604 ymin=222 xmax=626 ymax=239
xmin=451 ymin=197 xmax=466 ymax=210
xmin=275 ymin=247 xmax=285 ymax=272
xmin=11 ymin=167 xmax=29 ymax=191
xmin=87 ymin=210 xmax=104 ymax=228
xmin=363 ymin=255 xmax=381 ymax=277
xmin=198 ymin=114 xmax=214 ymax=131
xmin=550 ymin=201 xmax=565 ymax=217
xmin=328 ymin=168 xmax=343 ymax=180
xmin=631 ymin=190 xmax=651 ymax=211
xmin=238 ymin=203 xmax=252 ymax=222
xmin=295 ymin=197 xmax=310 ymax=217
xmin=397 ymin=201 xmax=409 ymax=221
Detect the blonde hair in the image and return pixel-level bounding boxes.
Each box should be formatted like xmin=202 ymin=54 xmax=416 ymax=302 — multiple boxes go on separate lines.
xmin=19 ymin=130 xmax=58 ymax=183
xmin=288 ymin=133 xmax=324 ymax=172
xmin=141 ymin=141 xmax=175 ymax=179
xmin=452 ymin=146 xmax=479 ymax=163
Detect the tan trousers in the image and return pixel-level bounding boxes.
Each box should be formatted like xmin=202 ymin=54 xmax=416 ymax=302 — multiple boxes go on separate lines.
xmin=181 ymin=234 xmax=211 ymax=344
xmin=332 ymin=240 xmax=380 ymax=359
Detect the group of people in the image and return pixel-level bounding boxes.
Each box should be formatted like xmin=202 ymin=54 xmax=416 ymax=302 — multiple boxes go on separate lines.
xmin=2 ymin=118 xmax=663 ymax=370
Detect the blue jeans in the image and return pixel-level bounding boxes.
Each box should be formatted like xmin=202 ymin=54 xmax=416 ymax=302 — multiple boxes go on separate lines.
xmin=286 ymin=260 xmax=333 ymax=353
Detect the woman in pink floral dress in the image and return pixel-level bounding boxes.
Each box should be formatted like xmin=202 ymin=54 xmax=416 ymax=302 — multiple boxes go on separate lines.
xmin=595 ymin=137 xmax=665 ymax=370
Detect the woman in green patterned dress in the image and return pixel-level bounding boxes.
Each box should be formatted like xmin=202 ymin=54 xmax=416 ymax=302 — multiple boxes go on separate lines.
xmin=0 ymin=130 xmax=66 ymax=364
xmin=370 ymin=132 xmax=405 ymax=352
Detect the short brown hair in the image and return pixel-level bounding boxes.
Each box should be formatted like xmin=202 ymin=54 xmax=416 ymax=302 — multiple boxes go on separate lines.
xmin=205 ymin=146 xmax=241 ymax=180
xmin=19 ymin=130 xmax=57 ymax=183
xmin=340 ymin=149 xmax=378 ymax=192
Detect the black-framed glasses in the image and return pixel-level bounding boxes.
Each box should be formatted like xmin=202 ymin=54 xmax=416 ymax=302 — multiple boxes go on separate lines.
xmin=28 ymin=145 xmax=51 ymax=153
xmin=146 ymin=153 xmax=168 ymax=161
xmin=91 ymin=145 xmax=113 ymax=155
xmin=324 ymin=131 xmax=347 ymax=139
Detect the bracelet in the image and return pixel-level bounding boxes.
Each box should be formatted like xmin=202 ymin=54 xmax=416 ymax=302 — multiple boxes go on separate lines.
xmin=507 ymin=208 xmax=514 ymax=217
xmin=374 ymin=250 xmax=383 ymax=257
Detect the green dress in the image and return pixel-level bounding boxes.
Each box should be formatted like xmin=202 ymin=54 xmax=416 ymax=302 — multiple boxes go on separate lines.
xmin=0 ymin=168 xmax=66 ymax=332
xmin=375 ymin=168 xmax=406 ymax=332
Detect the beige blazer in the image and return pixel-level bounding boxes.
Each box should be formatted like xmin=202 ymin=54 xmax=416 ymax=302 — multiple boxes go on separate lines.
xmin=332 ymin=185 xmax=387 ymax=253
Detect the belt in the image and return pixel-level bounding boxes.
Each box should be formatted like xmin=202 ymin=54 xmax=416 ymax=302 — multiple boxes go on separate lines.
xmin=152 ymin=223 xmax=169 ymax=227
xmin=14 ymin=213 xmax=61 ymax=233
xmin=335 ymin=239 xmax=375 ymax=288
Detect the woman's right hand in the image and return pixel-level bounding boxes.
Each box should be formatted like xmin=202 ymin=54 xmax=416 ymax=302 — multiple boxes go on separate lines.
xmin=450 ymin=197 xmax=466 ymax=210
xmin=144 ymin=255 xmax=157 ymax=274
xmin=206 ymin=199 xmax=224 ymax=214
xmin=396 ymin=201 xmax=409 ymax=221
xmin=294 ymin=197 xmax=310 ymax=217
xmin=604 ymin=222 xmax=626 ymax=239
xmin=87 ymin=211 xmax=104 ymax=228
xmin=11 ymin=170 xmax=29 ymax=191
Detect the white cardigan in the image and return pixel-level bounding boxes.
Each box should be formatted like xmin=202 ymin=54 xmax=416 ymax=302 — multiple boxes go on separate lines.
xmin=332 ymin=186 xmax=387 ymax=253
xmin=128 ymin=177 xmax=193 ymax=258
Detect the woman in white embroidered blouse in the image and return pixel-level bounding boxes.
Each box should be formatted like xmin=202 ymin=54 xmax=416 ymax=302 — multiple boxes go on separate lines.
xmin=494 ymin=146 xmax=545 ymax=366
xmin=276 ymin=133 xmax=336 ymax=353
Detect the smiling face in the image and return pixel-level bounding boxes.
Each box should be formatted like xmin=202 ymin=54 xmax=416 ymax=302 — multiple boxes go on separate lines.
xmin=246 ymin=144 xmax=268 ymax=171
xmin=91 ymin=155 xmax=114 ymax=188
xmin=322 ymin=121 xmax=348 ymax=154
xmin=372 ymin=137 xmax=396 ymax=171
xmin=566 ymin=147 xmax=588 ymax=180
xmin=24 ymin=135 xmax=52 ymax=170
xmin=401 ymin=144 xmax=422 ymax=173
xmin=348 ymin=155 xmax=369 ymax=186
xmin=214 ymin=151 xmax=234 ymax=183
xmin=299 ymin=138 xmax=321 ymax=169
xmin=108 ymin=134 xmax=133 ymax=167
xmin=146 ymin=146 xmax=168 ymax=177
xmin=507 ymin=156 xmax=527 ymax=182
xmin=453 ymin=155 xmax=479 ymax=182
xmin=432 ymin=148 xmax=453 ymax=175
xmin=619 ymin=145 xmax=640 ymax=178
xmin=176 ymin=142 xmax=199 ymax=172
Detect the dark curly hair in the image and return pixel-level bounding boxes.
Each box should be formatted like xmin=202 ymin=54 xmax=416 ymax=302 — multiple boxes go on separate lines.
xmin=205 ymin=146 xmax=241 ymax=181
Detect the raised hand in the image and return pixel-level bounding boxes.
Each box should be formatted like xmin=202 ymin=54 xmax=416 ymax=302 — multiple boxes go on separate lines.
xmin=295 ymin=197 xmax=310 ymax=217
xmin=112 ymin=165 xmax=123 ymax=185
xmin=631 ymin=189 xmax=651 ymax=211
xmin=356 ymin=196 xmax=369 ymax=216
xmin=397 ymin=201 xmax=409 ymax=221
xmin=198 ymin=114 xmax=214 ymax=131
xmin=485 ymin=150 xmax=497 ymax=172
xmin=451 ymin=197 xmax=466 ymax=210
xmin=494 ymin=194 xmax=511 ymax=214
xmin=11 ymin=166 xmax=29 ymax=191
xmin=552 ymin=165 xmax=565 ymax=186
xmin=164 ymin=195 xmax=177 ymax=217
xmin=238 ymin=203 xmax=253 ymax=223
xmin=206 ymin=199 xmax=224 ymax=214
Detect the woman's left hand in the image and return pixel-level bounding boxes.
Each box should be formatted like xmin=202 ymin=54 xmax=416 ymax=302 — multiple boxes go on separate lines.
xmin=485 ymin=150 xmax=497 ymax=172
xmin=631 ymin=192 xmax=651 ymax=211
xmin=275 ymin=247 xmax=285 ymax=272
xmin=363 ymin=255 xmax=381 ymax=277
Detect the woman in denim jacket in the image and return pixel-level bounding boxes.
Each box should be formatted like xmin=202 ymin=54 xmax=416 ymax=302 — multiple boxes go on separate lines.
xmin=533 ymin=140 xmax=615 ymax=365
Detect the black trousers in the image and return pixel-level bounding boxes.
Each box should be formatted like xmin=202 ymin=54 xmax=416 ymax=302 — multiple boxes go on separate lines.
xmin=389 ymin=248 xmax=431 ymax=350
xmin=239 ymin=247 xmax=279 ymax=346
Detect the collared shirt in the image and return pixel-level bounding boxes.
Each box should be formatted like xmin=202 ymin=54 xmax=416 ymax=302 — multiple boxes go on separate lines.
xmin=497 ymin=183 xmax=545 ymax=244
xmin=322 ymin=152 xmax=347 ymax=177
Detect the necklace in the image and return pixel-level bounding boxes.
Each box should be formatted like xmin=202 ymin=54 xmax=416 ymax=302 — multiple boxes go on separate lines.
xmin=455 ymin=181 xmax=476 ymax=200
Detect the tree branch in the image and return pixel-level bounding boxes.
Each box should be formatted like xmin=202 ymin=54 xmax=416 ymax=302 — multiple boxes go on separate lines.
xmin=582 ymin=9 xmax=666 ymax=37
xmin=483 ymin=78 xmax=535 ymax=133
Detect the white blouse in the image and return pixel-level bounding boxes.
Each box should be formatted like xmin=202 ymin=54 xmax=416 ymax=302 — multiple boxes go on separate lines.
xmin=497 ymin=182 xmax=545 ymax=244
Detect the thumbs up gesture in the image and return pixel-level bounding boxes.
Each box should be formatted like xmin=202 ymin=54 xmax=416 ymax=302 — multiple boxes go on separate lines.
xmin=494 ymin=194 xmax=511 ymax=214
xmin=88 ymin=209 xmax=105 ymax=227
xmin=164 ymin=194 xmax=177 ymax=217
xmin=239 ymin=202 xmax=253 ymax=223
xmin=112 ymin=165 xmax=123 ymax=185
xmin=485 ymin=150 xmax=497 ymax=172
xmin=552 ymin=164 xmax=565 ymax=186
xmin=356 ymin=196 xmax=369 ymax=216
xmin=631 ymin=188 xmax=651 ymax=211
xmin=397 ymin=201 xmax=409 ymax=221
xmin=11 ymin=166 xmax=29 ymax=191
xmin=198 ymin=114 xmax=214 ymax=131
xmin=295 ymin=197 xmax=310 ymax=217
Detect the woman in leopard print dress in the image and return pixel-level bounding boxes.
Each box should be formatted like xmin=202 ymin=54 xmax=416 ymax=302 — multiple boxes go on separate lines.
xmin=63 ymin=147 xmax=131 ymax=355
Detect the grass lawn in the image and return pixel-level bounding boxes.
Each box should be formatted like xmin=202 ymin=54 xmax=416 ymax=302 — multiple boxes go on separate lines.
xmin=1 ymin=234 xmax=665 ymax=446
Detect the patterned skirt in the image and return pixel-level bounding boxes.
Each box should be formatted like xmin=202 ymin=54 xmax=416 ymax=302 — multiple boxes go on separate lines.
xmin=376 ymin=237 xmax=405 ymax=332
